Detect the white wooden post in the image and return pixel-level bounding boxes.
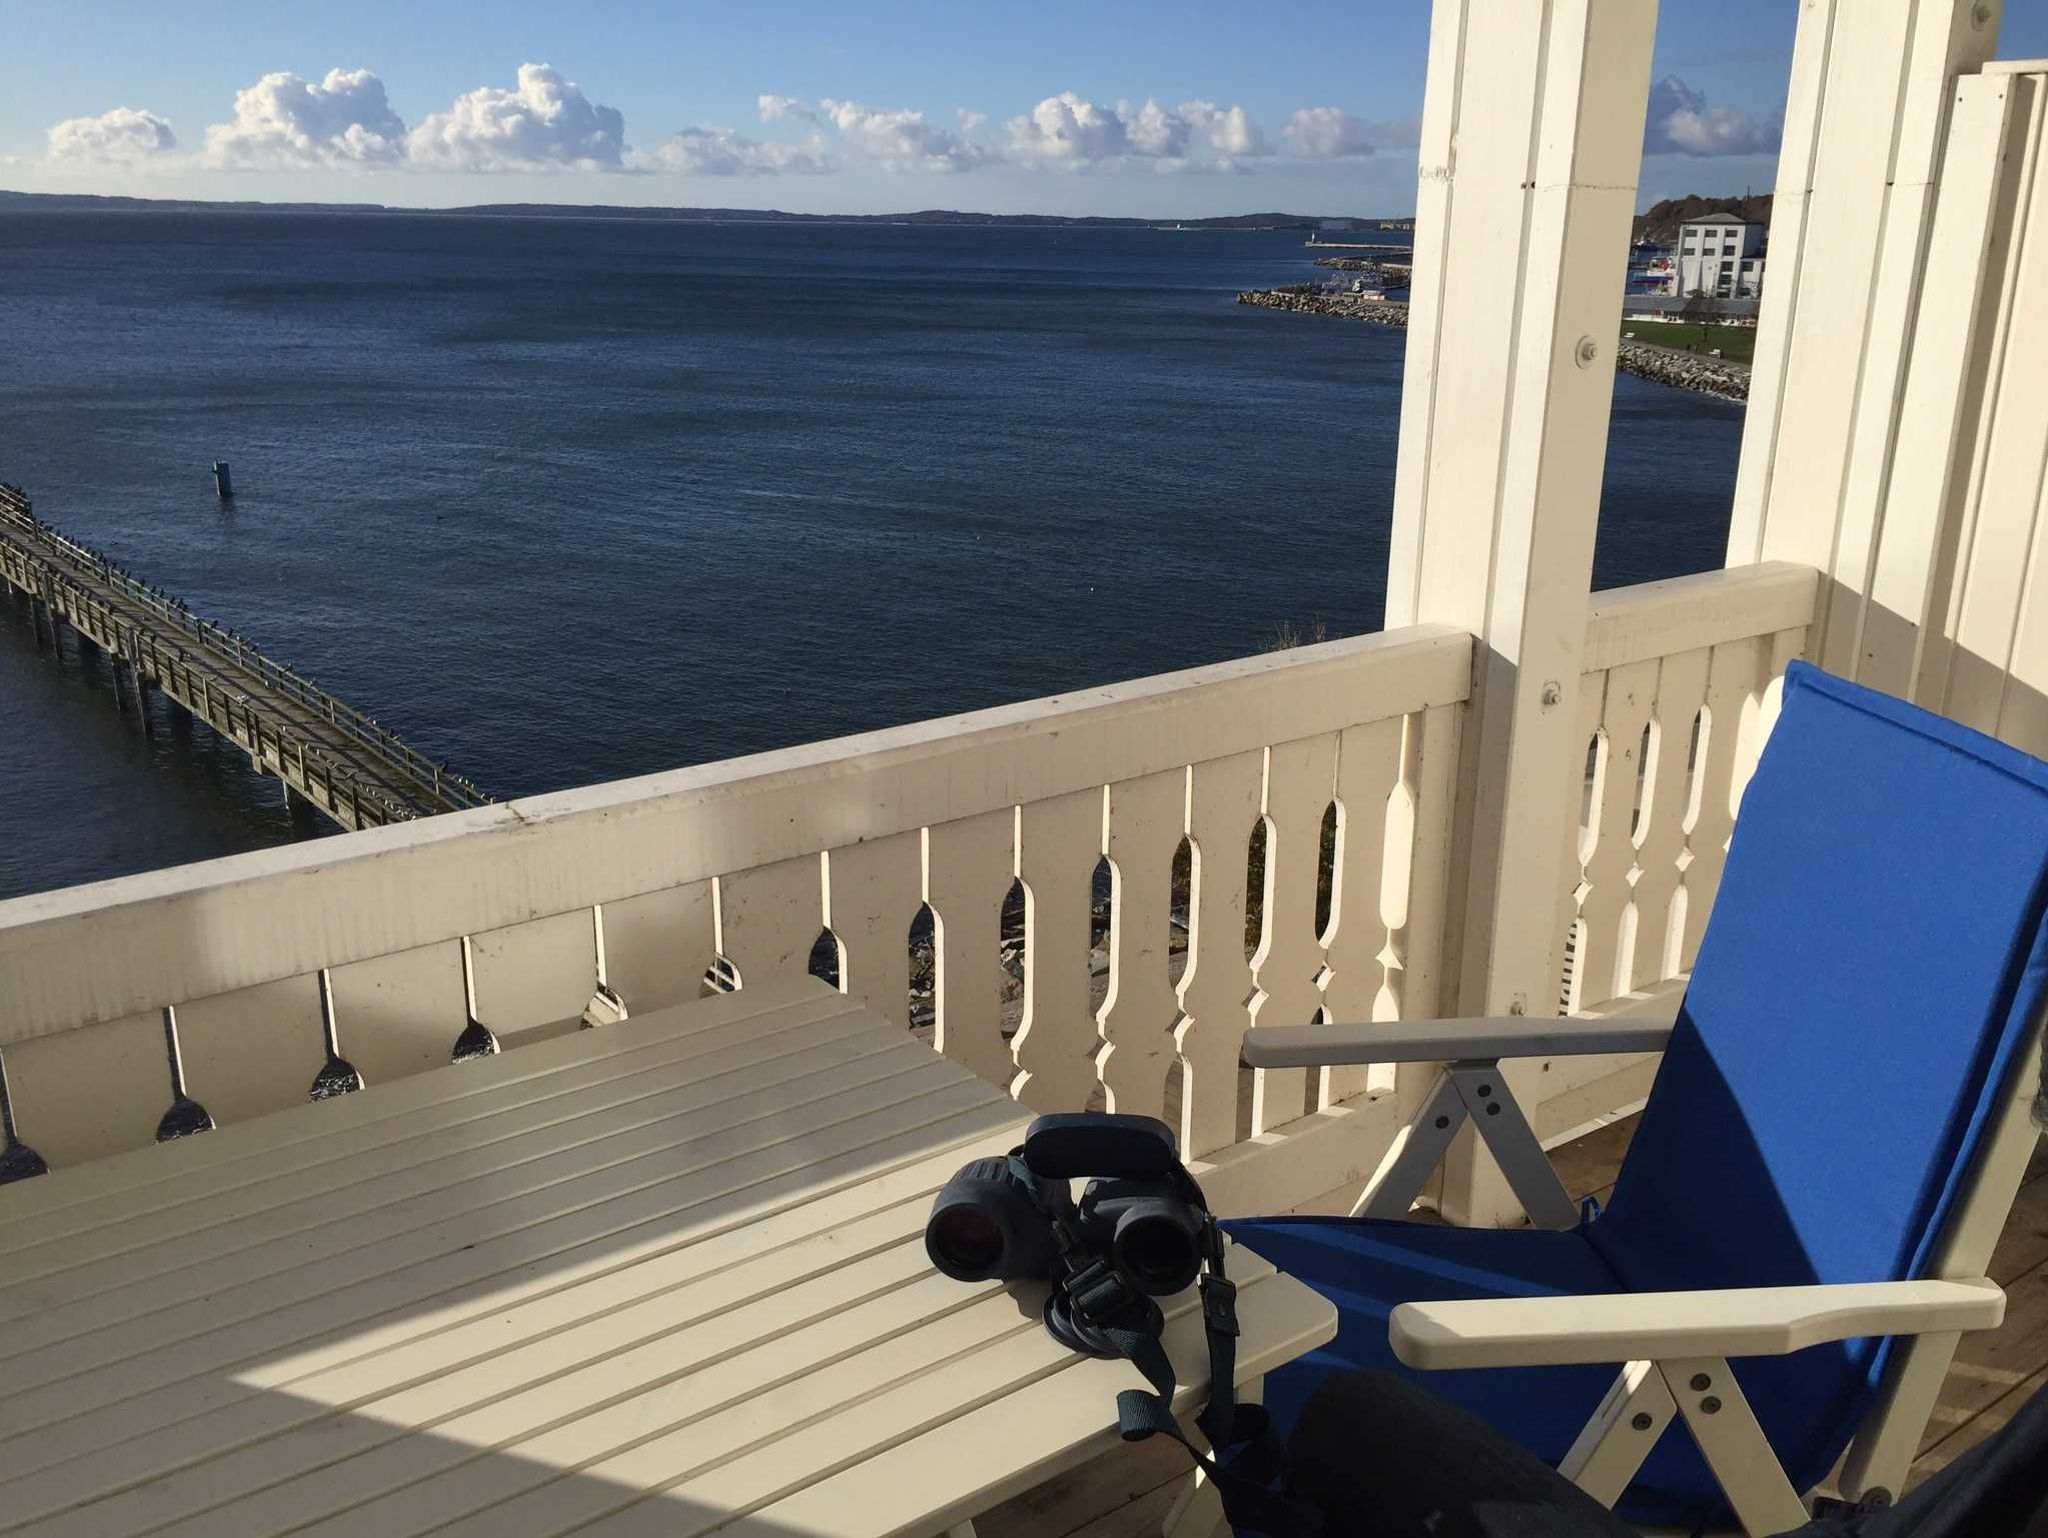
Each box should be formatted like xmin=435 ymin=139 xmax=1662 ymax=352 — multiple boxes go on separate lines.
xmin=1727 ymin=0 xmax=2002 ymax=672
xmin=1385 ymin=0 xmax=1656 ymax=1225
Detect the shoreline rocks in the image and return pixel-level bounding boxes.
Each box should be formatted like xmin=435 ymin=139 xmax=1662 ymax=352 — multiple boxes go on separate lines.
xmin=1235 ymin=286 xmax=1751 ymax=403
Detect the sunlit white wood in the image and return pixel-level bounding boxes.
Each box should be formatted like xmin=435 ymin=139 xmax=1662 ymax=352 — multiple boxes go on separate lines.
xmin=1822 ymin=4 xmax=2015 ymax=673
xmin=824 ymin=832 xmax=925 ymax=1032
xmin=1730 ymin=0 xmax=2003 ymax=634
xmin=1387 ymin=704 xmax=1462 ymax=1126
xmin=1940 ymin=79 xmax=2048 ymax=741
xmin=716 ymin=855 xmax=824 ymax=991
xmin=1630 ymin=650 xmax=1708 ymax=989
xmin=599 ymin=879 xmax=715 ymax=1014
xmin=1679 ymin=637 xmax=1764 ymax=964
xmin=923 ymin=810 xmax=1019 ymax=1091
xmin=1319 ymin=716 xmax=1405 ymax=1106
xmin=1012 ymin=789 xmax=1103 ymax=1112
xmin=1388 ymin=1278 xmax=2004 ymax=1369
xmin=1248 ymin=735 xmax=1338 ymax=1134
xmin=1558 ymin=1359 xmax=1675 ymax=1507
xmin=1579 ymin=565 xmax=1820 ymax=675
xmin=1862 ymin=73 xmax=2030 ymax=700
xmin=1663 ymin=1358 xmax=1812 ymax=1538
xmin=1386 ymin=0 xmax=1656 ymax=1225
xmin=1096 ymin=770 xmax=1184 ymax=1120
xmin=0 ymin=625 xmax=1471 ymax=1045
xmin=1173 ymin=750 xmax=1263 ymax=1159
xmin=1352 ymin=1071 xmax=1465 ymax=1220
xmin=1578 ymin=660 xmax=1657 ymax=1010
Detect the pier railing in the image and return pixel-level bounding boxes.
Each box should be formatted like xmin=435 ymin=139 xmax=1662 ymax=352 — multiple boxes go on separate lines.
xmin=0 ymin=486 xmax=489 ymax=812
xmin=0 ymin=563 xmax=1817 ymax=1208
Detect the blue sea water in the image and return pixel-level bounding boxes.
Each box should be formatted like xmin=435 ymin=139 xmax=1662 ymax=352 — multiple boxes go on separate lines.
xmin=0 ymin=213 xmax=1744 ymax=900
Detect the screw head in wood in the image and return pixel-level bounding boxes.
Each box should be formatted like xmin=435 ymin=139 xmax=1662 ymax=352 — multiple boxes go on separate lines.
xmin=1700 ymin=1395 xmax=1722 ymax=1415
xmin=1433 ymin=1115 xmax=1451 ymax=1129
xmin=1689 ymin=1373 xmax=1711 ymax=1391
xmin=1575 ymin=336 xmax=1599 ymax=368
xmin=1631 ymin=1412 xmax=1654 ymax=1431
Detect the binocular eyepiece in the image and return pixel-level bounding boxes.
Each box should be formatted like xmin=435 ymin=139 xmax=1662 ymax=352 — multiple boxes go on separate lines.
xmin=924 ymin=1114 xmax=1208 ymax=1299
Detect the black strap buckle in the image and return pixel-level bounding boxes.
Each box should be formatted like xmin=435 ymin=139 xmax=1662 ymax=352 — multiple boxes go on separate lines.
xmin=1064 ymin=1258 xmax=1138 ymax=1325
xmin=1201 ymin=1272 xmax=1240 ymax=1337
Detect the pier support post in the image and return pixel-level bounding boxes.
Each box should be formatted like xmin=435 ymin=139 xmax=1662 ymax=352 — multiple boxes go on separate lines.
xmin=1383 ymin=0 xmax=1655 ymax=1225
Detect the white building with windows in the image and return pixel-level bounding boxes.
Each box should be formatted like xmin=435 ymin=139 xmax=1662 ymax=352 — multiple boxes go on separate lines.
xmin=1678 ymin=214 xmax=1766 ymax=299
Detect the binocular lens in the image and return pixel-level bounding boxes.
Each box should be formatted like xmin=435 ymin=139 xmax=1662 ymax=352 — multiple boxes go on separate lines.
xmin=928 ymin=1204 xmax=1006 ymax=1279
xmin=1113 ymin=1206 xmax=1201 ymax=1296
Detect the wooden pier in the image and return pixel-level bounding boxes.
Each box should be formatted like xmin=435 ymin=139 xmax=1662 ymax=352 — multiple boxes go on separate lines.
xmin=0 ymin=484 xmax=489 ymax=831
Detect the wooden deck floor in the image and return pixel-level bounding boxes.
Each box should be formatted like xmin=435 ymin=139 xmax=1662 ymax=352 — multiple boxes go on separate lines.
xmin=979 ymin=1119 xmax=2048 ymax=1538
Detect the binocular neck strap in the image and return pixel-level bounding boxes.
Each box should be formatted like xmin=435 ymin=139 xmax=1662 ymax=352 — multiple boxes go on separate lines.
xmin=1093 ymin=1234 xmax=1322 ymax=1537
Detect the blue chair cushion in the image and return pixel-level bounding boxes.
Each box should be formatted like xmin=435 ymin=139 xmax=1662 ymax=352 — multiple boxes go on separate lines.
xmin=1220 ymin=1218 xmax=1626 ymax=1481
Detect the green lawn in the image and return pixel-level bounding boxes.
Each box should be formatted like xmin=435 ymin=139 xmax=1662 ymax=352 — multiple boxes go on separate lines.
xmin=1619 ymin=320 xmax=1757 ymax=364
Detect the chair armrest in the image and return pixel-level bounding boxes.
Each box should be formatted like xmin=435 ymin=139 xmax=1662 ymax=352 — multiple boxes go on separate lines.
xmin=1242 ymin=1014 xmax=1675 ymax=1070
xmin=1389 ymin=1278 xmax=2005 ymax=1370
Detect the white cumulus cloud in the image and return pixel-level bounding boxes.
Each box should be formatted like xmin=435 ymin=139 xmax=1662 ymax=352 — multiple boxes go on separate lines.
xmin=758 ymin=94 xmax=817 ymax=125
xmin=1007 ymin=93 xmax=1265 ymax=170
xmin=408 ymin=63 xmax=626 ymax=171
xmin=1284 ymin=107 xmax=1373 ymax=160
xmin=202 ymin=69 xmax=405 ymax=169
xmin=1645 ymin=76 xmax=1780 ymax=157
xmin=46 ymin=107 xmax=177 ymax=165
xmin=630 ymin=127 xmax=830 ymax=176
xmin=818 ymin=99 xmax=993 ymax=172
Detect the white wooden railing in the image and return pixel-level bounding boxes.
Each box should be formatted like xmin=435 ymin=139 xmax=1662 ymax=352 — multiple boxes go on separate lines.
xmin=0 ymin=624 xmax=1472 ymax=1182
xmin=0 ymin=564 xmax=1820 ymax=1208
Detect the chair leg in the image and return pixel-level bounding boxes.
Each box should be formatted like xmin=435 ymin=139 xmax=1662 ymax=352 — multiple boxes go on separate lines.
xmin=1353 ymin=1072 xmax=1467 ymax=1218
xmin=1837 ymin=1329 xmax=1961 ymax=1505
xmin=1559 ymin=1359 xmax=1677 ymax=1505
xmin=1447 ymin=1064 xmax=1580 ymax=1230
xmin=1660 ymin=1357 xmax=1809 ymax=1538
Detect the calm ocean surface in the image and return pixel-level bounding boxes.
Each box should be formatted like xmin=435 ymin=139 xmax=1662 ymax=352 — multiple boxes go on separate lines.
xmin=0 ymin=213 xmax=1744 ymax=900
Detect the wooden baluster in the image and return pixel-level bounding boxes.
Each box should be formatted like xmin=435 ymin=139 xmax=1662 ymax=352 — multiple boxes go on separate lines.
xmin=1388 ymin=703 xmax=1463 ymax=1121
xmin=1555 ymin=679 xmax=1608 ymax=1015
xmin=1680 ymin=638 xmax=1763 ymax=964
xmin=1096 ymin=768 xmax=1185 ymax=1123
xmin=1629 ymin=648 xmax=1708 ymax=989
xmin=603 ymin=879 xmax=716 ymax=1012
xmin=1175 ymin=749 xmax=1263 ymax=1158
xmin=924 ymin=809 xmax=1019 ymax=1092
xmin=716 ymin=855 xmax=826 ymax=993
xmin=1318 ymin=715 xmax=1405 ymax=1107
xmin=1248 ymin=734 xmax=1339 ymax=1135
xmin=1011 ymin=787 xmax=1104 ymax=1113
xmin=823 ymin=830 xmax=924 ymax=1032
xmin=1577 ymin=659 xmax=1657 ymax=1011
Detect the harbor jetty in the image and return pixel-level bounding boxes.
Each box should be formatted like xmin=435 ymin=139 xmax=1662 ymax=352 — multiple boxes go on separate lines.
xmin=1236 ymin=286 xmax=1750 ymax=402
xmin=0 ymin=484 xmax=490 ymax=829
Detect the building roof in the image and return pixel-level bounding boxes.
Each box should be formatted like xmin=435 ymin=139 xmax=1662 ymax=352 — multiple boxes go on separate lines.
xmin=1681 ymin=215 xmax=1751 ymax=230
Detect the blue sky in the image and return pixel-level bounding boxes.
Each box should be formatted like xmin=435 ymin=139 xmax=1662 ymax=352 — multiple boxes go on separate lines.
xmin=6 ymin=2 xmax=2047 ymax=215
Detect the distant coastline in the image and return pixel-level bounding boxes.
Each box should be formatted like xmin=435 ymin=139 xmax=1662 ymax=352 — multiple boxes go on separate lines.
xmin=0 ymin=188 xmax=1394 ymax=230
xmin=1236 ymin=285 xmax=1750 ymax=403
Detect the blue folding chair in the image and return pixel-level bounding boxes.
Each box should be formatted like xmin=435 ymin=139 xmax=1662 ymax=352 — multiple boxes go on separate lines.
xmin=1223 ymin=664 xmax=2048 ymax=1534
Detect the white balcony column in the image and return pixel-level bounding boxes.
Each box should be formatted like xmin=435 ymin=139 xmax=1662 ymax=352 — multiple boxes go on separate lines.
xmin=1728 ymin=0 xmax=2003 ymax=683
xmin=1384 ymin=0 xmax=1656 ymax=1225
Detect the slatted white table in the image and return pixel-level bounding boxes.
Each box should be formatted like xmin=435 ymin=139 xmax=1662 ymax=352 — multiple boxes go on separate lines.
xmin=0 ymin=977 xmax=1337 ymax=1538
